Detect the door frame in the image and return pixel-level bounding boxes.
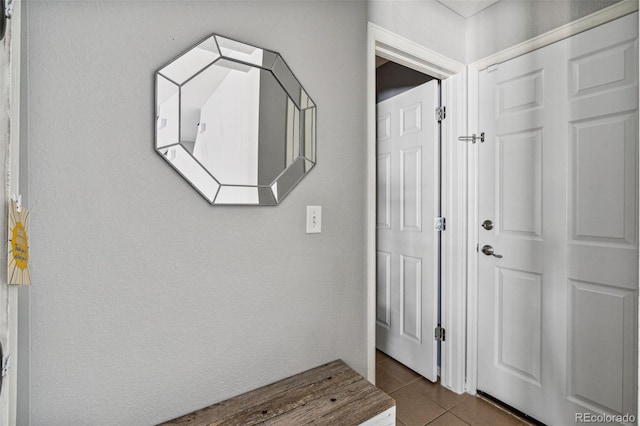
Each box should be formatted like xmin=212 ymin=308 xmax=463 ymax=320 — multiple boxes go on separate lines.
xmin=366 ymin=22 xmax=467 ymax=393
xmin=465 ymin=0 xmax=639 ymax=395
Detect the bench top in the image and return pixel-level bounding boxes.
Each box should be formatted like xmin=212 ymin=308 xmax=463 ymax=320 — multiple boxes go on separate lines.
xmin=160 ymin=359 xmax=395 ymax=425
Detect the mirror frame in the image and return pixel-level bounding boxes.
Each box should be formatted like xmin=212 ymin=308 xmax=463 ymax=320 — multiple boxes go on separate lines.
xmin=154 ymin=33 xmax=317 ymax=205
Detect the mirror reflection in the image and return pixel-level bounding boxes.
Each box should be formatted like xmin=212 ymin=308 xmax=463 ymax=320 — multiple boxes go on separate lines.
xmin=155 ymin=34 xmax=316 ymax=205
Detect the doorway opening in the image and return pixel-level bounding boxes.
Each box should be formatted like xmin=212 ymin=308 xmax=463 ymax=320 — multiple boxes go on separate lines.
xmin=366 ymin=22 xmax=467 ymax=394
xmin=374 ymin=57 xmax=442 ymax=383
xmin=376 ymin=59 xmax=436 ymax=102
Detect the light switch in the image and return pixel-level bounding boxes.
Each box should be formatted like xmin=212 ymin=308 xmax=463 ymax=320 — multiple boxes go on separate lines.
xmin=306 ymin=206 xmax=322 ymax=234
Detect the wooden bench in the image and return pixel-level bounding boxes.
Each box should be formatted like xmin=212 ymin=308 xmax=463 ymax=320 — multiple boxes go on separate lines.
xmin=160 ymin=360 xmax=395 ymax=425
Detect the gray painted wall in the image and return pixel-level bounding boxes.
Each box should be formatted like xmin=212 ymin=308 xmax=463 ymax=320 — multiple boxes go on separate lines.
xmin=368 ymin=0 xmax=467 ymax=64
xmin=466 ymin=0 xmax=622 ymax=62
xmin=25 ymin=1 xmax=367 ymax=424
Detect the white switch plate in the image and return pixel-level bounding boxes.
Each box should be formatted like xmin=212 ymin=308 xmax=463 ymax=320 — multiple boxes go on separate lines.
xmin=306 ymin=206 xmax=322 ymax=234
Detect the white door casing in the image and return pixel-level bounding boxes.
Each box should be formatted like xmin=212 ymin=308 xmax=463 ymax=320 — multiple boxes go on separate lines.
xmin=367 ymin=23 xmax=466 ymax=391
xmin=476 ymin=12 xmax=638 ymax=425
xmin=376 ymin=80 xmax=439 ymax=381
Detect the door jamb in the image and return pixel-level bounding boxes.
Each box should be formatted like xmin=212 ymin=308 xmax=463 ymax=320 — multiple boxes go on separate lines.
xmin=465 ymin=0 xmax=639 ymax=395
xmin=366 ymin=22 xmax=466 ymax=392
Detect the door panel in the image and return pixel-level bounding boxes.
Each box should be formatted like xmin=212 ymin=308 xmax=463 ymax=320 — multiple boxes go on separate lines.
xmin=376 ymin=153 xmax=391 ymax=230
xmin=400 ymin=255 xmax=422 ymax=342
xmin=376 ymin=251 xmax=391 ymax=328
xmin=568 ymin=280 xmax=635 ymax=414
xmin=569 ymin=113 xmax=636 ymax=246
xmin=376 ymin=80 xmax=439 ymax=381
xmin=477 ymin=13 xmax=638 ymax=425
xmin=497 ymin=130 xmax=542 ymax=239
xmin=495 ymin=267 xmax=542 ymax=386
xmin=401 ymin=147 xmax=422 ymax=231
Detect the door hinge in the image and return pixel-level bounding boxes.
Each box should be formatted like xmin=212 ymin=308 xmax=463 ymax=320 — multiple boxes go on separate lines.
xmin=435 ymin=106 xmax=446 ymax=122
xmin=434 ymin=216 xmax=446 ymax=231
xmin=434 ymin=326 xmax=446 ymax=342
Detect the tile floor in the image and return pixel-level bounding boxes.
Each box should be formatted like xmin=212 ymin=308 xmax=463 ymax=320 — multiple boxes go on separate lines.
xmin=375 ymin=351 xmax=534 ymax=426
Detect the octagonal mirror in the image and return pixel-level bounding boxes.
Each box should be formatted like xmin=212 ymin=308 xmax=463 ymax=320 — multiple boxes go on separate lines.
xmin=155 ymin=34 xmax=316 ymax=205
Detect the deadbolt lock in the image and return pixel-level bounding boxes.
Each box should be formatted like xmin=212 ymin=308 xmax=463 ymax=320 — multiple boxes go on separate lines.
xmin=482 ymin=220 xmax=493 ymax=230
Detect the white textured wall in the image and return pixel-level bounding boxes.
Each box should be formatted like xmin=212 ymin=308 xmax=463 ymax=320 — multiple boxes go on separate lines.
xmin=26 ymin=1 xmax=367 ymax=424
xmin=466 ymin=0 xmax=622 ymax=63
xmin=368 ymin=0 xmax=467 ymax=63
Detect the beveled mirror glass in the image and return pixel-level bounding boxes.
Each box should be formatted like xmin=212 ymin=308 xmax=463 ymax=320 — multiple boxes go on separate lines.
xmin=155 ymin=34 xmax=316 ymax=205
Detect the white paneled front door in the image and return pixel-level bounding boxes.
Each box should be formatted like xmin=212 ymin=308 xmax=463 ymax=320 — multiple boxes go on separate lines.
xmin=376 ymin=80 xmax=439 ymax=381
xmin=477 ymin=13 xmax=638 ymax=425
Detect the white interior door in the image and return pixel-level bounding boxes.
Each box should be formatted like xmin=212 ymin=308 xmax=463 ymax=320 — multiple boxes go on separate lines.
xmin=376 ymin=80 xmax=439 ymax=381
xmin=477 ymin=13 xmax=638 ymax=425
